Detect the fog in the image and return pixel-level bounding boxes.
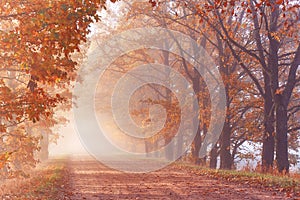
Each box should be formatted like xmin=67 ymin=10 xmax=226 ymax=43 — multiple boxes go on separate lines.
xmin=49 ymin=117 xmax=89 ymax=157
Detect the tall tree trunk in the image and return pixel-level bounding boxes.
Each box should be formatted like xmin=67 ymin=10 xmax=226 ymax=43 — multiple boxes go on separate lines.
xmin=216 ymin=31 xmax=232 ymax=170
xmin=262 ymin=85 xmax=275 ymax=172
xmin=274 ymin=45 xmax=300 ymax=173
xmin=191 ymin=75 xmax=202 ymax=164
xmin=209 ymin=143 xmax=218 ymax=169
xmin=161 ymin=40 xmax=175 ymax=161
xmin=220 ymin=122 xmax=232 ymax=169
xmin=191 ymin=129 xmax=201 ymax=164
xmin=275 ymin=94 xmax=289 ymax=173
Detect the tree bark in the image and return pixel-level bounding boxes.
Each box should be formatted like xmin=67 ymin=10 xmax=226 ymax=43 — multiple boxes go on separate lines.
xmin=190 ymin=75 xmax=202 ymax=164
xmin=209 ymin=143 xmax=218 ymax=169
xmin=262 ymin=86 xmax=275 ymax=172
xmin=275 ymin=94 xmax=289 ymax=173
xmin=39 ymin=130 xmax=49 ymax=161
xmin=220 ymin=122 xmax=232 ymax=169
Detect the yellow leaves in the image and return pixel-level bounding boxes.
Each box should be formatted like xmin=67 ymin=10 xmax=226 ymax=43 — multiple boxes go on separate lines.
xmin=270 ymin=32 xmax=281 ymax=42
xmin=20 ymin=63 xmax=29 ymax=71
xmin=55 ymin=78 xmax=61 ymax=83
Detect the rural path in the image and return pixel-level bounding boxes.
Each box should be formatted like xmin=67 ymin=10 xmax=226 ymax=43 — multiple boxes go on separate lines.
xmin=63 ymin=157 xmax=292 ymax=200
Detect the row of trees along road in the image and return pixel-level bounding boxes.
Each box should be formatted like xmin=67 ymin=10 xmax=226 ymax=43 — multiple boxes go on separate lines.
xmin=93 ymin=0 xmax=299 ymax=173
xmin=0 ymin=0 xmax=299 ymax=177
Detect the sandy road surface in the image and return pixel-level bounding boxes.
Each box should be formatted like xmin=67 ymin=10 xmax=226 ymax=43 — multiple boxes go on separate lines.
xmin=63 ymin=157 xmax=293 ymax=200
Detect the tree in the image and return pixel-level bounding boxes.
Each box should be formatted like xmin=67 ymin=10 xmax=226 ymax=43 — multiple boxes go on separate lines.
xmin=0 ymin=0 xmax=111 ymax=177
xmin=187 ymin=0 xmax=300 ymax=172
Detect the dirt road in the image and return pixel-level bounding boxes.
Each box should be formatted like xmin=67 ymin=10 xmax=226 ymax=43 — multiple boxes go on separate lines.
xmin=63 ymin=157 xmax=292 ymax=200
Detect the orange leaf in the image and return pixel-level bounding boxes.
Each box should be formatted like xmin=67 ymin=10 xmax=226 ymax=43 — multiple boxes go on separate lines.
xmin=276 ymin=0 xmax=284 ymax=4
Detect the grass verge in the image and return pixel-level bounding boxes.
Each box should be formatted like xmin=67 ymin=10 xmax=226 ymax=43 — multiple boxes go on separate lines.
xmin=0 ymin=160 xmax=68 ymax=200
xmin=175 ymin=162 xmax=300 ymax=197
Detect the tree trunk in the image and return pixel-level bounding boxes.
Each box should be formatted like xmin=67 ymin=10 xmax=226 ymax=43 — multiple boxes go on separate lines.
xmin=262 ymin=109 xmax=275 ymax=172
xmin=190 ymin=75 xmax=202 ymax=164
xmin=161 ymin=41 xmax=174 ymax=161
xmin=275 ymin=94 xmax=289 ymax=173
xmin=274 ymin=45 xmax=300 ymax=173
xmin=191 ymin=124 xmax=201 ymax=164
xmin=263 ymin=0 xmax=280 ymax=173
xmin=165 ymin=138 xmax=174 ymax=160
xmin=262 ymin=75 xmax=275 ymax=172
xmin=191 ymin=125 xmax=208 ymax=165
xmin=209 ymin=143 xmax=218 ymax=169
xmin=220 ymin=122 xmax=232 ymax=169
xmin=39 ymin=130 xmax=49 ymax=161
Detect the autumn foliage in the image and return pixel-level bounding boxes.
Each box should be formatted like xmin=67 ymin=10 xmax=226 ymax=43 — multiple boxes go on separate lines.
xmin=0 ymin=0 xmax=109 ymax=177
